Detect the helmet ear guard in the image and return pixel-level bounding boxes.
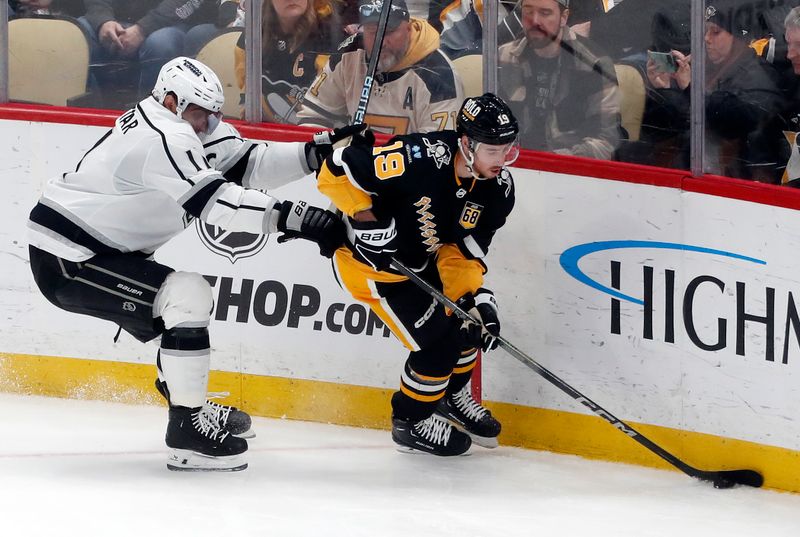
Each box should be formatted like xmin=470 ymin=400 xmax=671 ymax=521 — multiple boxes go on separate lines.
xmin=152 ymin=57 xmax=225 ymax=131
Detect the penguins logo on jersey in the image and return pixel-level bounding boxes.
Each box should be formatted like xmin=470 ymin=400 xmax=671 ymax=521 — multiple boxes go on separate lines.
xmin=497 ymin=168 xmax=513 ymax=197
xmin=196 ymin=221 xmax=268 ymax=264
xmin=422 ymin=137 xmax=451 ymax=169
xmin=460 ymin=201 xmax=483 ymax=230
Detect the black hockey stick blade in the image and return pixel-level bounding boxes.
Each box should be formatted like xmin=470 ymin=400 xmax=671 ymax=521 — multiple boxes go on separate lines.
xmin=705 ymin=469 xmax=764 ymax=489
xmin=390 ymin=258 xmax=764 ymax=489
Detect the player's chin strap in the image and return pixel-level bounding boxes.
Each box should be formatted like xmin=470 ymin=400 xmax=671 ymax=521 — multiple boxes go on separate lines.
xmin=458 ymin=138 xmax=488 ymax=181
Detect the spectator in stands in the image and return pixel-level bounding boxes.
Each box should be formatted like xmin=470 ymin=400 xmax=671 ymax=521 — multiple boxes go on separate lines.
xmin=234 ymin=0 xmax=345 ymax=123
xmin=9 ymin=0 xmax=83 ymax=17
xmin=770 ymin=6 xmax=800 ymax=186
xmin=296 ymin=0 xmax=464 ymax=134
xmin=79 ymin=1 xmax=221 ymax=98
xmin=571 ymin=0 xmax=689 ymax=61
xmin=436 ymin=0 xmax=517 ymax=59
xmin=185 ymin=0 xmax=244 ymax=56
xmin=498 ymin=0 xmax=622 ymax=160
xmin=702 ymin=1 xmax=783 ymax=181
xmin=615 ymin=3 xmax=691 ymax=168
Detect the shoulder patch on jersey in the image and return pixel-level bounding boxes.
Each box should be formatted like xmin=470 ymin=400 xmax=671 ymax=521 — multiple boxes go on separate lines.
xmin=421 ymin=136 xmax=452 ymax=169
xmin=497 ymin=168 xmax=513 ymax=197
xmin=337 ymin=33 xmax=358 ymax=51
xmin=459 ymin=201 xmax=483 ymax=230
xmin=405 ymin=143 xmax=423 ymax=161
xmin=412 ymin=50 xmax=459 ymax=102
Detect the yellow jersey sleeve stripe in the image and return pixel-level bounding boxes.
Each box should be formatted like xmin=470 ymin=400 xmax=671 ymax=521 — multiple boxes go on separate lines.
xmin=317 ymin=159 xmax=373 ymax=217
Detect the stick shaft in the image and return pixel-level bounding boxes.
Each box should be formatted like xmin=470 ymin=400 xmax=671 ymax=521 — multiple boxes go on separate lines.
xmin=352 ymin=0 xmax=394 ymax=124
xmin=389 ymin=258 xmax=756 ymax=484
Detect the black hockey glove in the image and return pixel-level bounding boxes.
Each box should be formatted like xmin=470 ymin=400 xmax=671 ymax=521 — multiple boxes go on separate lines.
xmin=276 ymin=200 xmax=346 ymax=258
xmin=457 ymin=288 xmax=500 ymax=352
xmin=304 ymin=124 xmax=375 ymax=172
xmin=348 ymin=216 xmax=398 ymax=271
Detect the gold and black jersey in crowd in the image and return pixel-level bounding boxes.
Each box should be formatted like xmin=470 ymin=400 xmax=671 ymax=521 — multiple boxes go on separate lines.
xmin=318 ymin=130 xmax=515 ymax=301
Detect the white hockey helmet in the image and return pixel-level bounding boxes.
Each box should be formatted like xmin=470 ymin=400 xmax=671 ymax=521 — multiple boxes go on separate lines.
xmin=152 ymin=57 xmax=224 ymax=122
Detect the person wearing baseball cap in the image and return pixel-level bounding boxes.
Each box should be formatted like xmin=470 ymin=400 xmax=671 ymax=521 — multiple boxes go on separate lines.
xmin=296 ymin=0 xmax=465 ymax=134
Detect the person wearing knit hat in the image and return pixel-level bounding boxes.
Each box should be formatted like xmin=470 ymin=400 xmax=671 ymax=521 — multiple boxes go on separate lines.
xmin=705 ymin=1 xmax=752 ymax=42
xmin=703 ymin=1 xmax=783 ymax=180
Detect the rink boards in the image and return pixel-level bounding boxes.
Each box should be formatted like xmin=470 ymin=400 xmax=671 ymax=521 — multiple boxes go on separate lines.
xmin=1 ymin=113 xmax=798 ymax=492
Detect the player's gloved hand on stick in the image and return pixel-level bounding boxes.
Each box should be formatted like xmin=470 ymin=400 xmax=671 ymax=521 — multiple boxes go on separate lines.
xmin=276 ymin=200 xmax=345 ymax=257
xmin=457 ymin=288 xmax=501 ymax=352
xmin=304 ymin=124 xmax=375 ymax=172
xmin=348 ymin=216 xmax=398 ymax=271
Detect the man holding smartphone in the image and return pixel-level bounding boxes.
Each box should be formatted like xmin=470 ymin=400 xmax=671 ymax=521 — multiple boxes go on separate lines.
xmin=646 ymin=50 xmax=690 ymax=92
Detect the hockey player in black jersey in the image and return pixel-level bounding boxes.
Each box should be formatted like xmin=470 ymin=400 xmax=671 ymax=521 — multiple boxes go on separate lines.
xmin=317 ymin=93 xmax=520 ymax=456
xmin=26 ymin=57 xmax=360 ymax=471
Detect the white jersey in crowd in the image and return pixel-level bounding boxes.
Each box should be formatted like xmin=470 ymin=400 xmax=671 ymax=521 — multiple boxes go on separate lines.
xmin=28 ymin=96 xmax=312 ymax=262
xmin=296 ymin=19 xmax=463 ymax=135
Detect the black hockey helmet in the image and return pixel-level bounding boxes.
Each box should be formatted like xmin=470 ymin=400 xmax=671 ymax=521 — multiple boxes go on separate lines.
xmin=456 ymin=93 xmax=519 ymax=146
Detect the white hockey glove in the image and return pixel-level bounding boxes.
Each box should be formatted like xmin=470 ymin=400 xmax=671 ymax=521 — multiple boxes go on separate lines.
xmin=304 ymin=124 xmax=375 ymax=172
xmin=276 ymin=200 xmax=345 ymax=258
xmin=348 ymin=216 xmax=398 ymax=271
xmin=457 ymin=288 xmax=501 ymax=352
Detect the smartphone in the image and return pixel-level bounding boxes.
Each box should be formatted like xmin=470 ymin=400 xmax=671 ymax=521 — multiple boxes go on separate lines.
xmin=648 ymin=51 xmax=678 ymax=73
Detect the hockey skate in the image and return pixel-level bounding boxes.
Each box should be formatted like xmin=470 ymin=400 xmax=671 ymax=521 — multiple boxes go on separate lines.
xmin=436 ymin=383 xmax=501 ymax=448
xmin=165 ymin=405 xmax=248 ymax=471
xmin=155 ymin=379 xmax=254 ymax=439
xmin=391 ymin=413 xmax=472 ymax=456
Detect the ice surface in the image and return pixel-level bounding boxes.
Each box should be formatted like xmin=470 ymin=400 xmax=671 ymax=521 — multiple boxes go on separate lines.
xmin=1 ymin=394 xmax=798 ymax=537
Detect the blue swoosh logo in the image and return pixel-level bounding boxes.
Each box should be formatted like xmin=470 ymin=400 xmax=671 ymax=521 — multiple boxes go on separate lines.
xmin=559 ymin=240 xmax=766 ymax=305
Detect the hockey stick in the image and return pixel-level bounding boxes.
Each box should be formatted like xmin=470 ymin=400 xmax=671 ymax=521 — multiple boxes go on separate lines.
xmin=389 ymin=258 xmax=764 ymax=489
xmin=352 ymin=0 xmax=394 ymax=124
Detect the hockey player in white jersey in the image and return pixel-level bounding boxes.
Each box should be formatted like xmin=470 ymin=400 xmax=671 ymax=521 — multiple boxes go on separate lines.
xmin=26 ymin=57 xmax=362 ymax=472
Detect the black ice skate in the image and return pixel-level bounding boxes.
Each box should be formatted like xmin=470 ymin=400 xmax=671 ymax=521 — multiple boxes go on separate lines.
xmin=436 ymin=383 xmax=501 ymax=448
xmin=165 ymin=405 xmax=248 ymax=471
xmin=155 ymin=378 xmax=254 ymax=438
xmin=391 ymin=414 xmax=472 ymax=456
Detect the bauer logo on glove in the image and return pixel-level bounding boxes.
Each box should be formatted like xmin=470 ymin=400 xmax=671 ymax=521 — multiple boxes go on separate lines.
xmin=276 ymin=200 xmax=346 ymax=258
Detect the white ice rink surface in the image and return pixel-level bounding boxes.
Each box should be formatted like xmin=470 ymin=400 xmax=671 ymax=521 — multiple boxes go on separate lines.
xmin=1 ymin=394 xmax=799 ymax=537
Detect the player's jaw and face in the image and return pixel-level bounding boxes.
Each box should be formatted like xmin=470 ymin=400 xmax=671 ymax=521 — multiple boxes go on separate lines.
xmin=182 ymin=104 xmax=222 ymax=136
xmin=162 ymin=94 xmax=221 ymax=135
xmin=462 ymin=136 xmax=520 ymax=178
xmin=521 ymin=0 xmax=568 ymax=49
xmin=362 ymin=21 xmax=411 ymax=72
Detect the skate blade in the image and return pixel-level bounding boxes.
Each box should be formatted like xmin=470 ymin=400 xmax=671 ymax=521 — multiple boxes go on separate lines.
xmin=438 ymin=417 xmax=499 ymax=449
xmin=393 ymin=445 xmax=472 ymax=457
xmin=465 ymin=433 xmax=498 ymax=449
xmin=233 ymin=429 xmax=256 ymax=439
xmin=166 ymin=449 xmax=248 ymax=472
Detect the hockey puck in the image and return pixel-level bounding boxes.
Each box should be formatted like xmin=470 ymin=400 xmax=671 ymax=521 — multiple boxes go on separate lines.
xmin=713 ymin=476 xmax=735 ymax=489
